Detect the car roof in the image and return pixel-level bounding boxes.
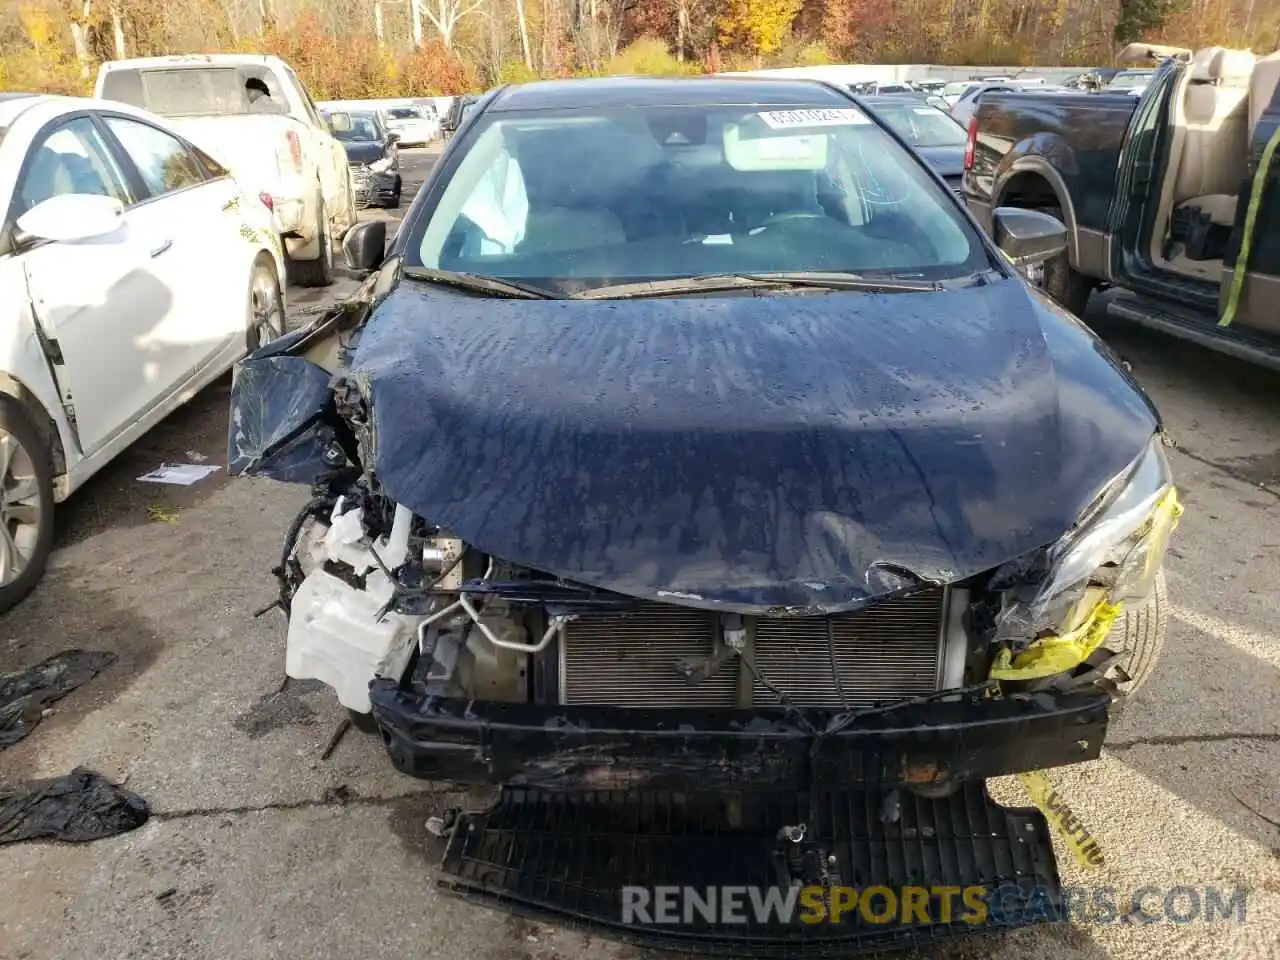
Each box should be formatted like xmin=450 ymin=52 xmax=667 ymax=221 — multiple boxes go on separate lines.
xmin=488 ymin=76 xmax=852 ymax=112
xmin=0 ymin=93 xmax=46 ymax=127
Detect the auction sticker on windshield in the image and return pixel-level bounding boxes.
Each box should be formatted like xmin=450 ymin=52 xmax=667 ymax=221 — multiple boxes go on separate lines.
xmin=757 ymin=108 xmax=870 ymax=129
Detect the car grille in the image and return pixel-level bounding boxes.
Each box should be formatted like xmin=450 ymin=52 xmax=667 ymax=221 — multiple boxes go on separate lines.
xmin=559 ymin=589 xmax=949 ymax=708
xmin=349 ymin=163 xmax=373 ymax=206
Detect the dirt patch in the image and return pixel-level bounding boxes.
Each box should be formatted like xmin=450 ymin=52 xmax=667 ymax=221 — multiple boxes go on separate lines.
xmin=384 ymin=790 xmax=452 ymax=864
xmin=232 ymin=679 xmax=325 ymax=739
xmin=1228 ymin=448 xmax=1280 ymax=489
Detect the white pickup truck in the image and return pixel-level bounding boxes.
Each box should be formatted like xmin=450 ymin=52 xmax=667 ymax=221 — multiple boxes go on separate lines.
xmin=95 ymin=54 xmax=354 ymax=287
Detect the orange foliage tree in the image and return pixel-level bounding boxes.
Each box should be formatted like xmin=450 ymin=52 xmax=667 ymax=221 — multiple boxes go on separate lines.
xmin=717 ymin=0 xmax=803 ymax=59
xmin=5 ymin=0 xmax=1280 ymax=98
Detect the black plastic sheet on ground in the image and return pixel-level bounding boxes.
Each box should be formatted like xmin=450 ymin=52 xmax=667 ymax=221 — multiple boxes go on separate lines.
xmin=0 ymin=767 xmax=149 ymax=844
xmin=0 ymin=650 xmax=116 ymax=749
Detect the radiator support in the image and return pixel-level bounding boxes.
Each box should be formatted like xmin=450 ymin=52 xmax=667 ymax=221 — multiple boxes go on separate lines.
xmin=552 ymin=588 xmax=969 ymax=709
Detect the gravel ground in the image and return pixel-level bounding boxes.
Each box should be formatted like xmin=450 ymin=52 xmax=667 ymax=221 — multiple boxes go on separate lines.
xmin=0 ymin=146 xmax=1277 ymax=960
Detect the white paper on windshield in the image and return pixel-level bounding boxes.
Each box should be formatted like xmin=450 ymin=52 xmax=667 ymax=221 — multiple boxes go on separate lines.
xmin=756 ymin=108 xmax=870 ymax=129
xmin=724 ymin=126 xmax=828 ymax=171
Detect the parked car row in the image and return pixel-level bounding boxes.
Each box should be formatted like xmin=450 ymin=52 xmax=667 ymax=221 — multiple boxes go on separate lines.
xmin=95 ymin=54 xmax=355 ymax=288
xmin=317 ymin=99 xmax=443 ymax=146
xmin=321 ymin=108 xmax=404 ymax=209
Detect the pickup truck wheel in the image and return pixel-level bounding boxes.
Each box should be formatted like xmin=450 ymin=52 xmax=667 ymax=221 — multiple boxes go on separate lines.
xmin=1034 ymin=206 xmax=1093 ymax=316
xmin=0 ymin=397 xmax=55 ymax=614
xmin=287 ymin=191 xmax=334 ymax=288
xmin=1106 ymin=570 xmax=1168 ymax=708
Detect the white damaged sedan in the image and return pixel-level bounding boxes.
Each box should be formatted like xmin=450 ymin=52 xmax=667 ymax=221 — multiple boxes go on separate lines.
xmin=0 ymin=93 xmax=288 ymax=611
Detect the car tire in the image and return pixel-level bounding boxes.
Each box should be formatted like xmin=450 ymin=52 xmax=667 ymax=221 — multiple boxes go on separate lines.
xmin=1107 ymin=569 xmax=1168 ymax=706
xmin=1033 ymin=206 xmax=1093 ymax=316
xmin=389 ymin=177 xmax=402 ymax=209
xmin=245 ymin=256 xmax=286 ymax=352
xmin=0 ymin=397 xmax=55 ymax=614
xmin=287 ymin=190 xmax=334 ymax=288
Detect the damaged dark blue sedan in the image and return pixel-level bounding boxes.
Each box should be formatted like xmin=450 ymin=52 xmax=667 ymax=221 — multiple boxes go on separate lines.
xmin=228 ymin=77 xmax=1182 ymax=955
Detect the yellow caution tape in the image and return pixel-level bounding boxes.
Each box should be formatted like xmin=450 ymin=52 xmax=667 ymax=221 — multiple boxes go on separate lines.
xmin=1221 ymin=122 xmax=1280 ymax=327
xmin=1019 ymin=770 xmax=1106 ymax=869
xmin=990 ymin=600 xmax=1122 ymax=682
xmin=994 ymin=489 xmax=1185 ymax=874
xmin=991 ymin=486 xmax=1184 ymax=683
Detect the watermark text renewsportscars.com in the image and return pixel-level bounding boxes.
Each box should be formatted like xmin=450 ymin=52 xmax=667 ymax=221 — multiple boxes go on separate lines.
xmin=620 ymin=884 xmax=1248 ymax=926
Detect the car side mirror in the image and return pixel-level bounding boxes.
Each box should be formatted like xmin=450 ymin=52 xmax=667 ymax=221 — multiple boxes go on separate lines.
xmin=342 ymin=220 xmax=387 ymax=274
xmin=992 ymin=207 xmax=1067 ymax=264
xmin=387 ymin=132 xmax=401 ymax=144
xmin=16 ymin=193 xmax=124 ymax=244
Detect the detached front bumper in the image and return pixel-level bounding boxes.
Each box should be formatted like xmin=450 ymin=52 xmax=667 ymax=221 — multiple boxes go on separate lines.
xmin=369 ymin=681 xmax=1110 ymax=792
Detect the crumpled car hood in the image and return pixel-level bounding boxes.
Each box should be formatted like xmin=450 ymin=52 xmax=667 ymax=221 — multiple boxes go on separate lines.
xmin=346 ymin=277 xmax=1158 ymax=614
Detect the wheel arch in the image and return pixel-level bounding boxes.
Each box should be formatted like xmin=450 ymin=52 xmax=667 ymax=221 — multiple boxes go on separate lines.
xmin=0 ymin=373 xmax=68 ymax=490
xmin=253 ymin=245 xmax=287 ymax=297
xmin=992 ymin=162 xmax=1081 ymax=269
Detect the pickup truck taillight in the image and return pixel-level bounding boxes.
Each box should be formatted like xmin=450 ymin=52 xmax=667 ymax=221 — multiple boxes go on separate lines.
xmin=964 ymin=117 xmax=977 ymax=171
xmin=259 ymin=192 xmax=274 ymax=211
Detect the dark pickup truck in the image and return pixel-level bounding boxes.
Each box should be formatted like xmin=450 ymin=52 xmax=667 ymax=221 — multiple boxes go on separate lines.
xmin=963 ymin=44 xmax=1280 ymax=368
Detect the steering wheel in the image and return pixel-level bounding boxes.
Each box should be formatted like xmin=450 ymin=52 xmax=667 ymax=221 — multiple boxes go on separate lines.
xmin=756 ymin=211 xmax=830 ymax=230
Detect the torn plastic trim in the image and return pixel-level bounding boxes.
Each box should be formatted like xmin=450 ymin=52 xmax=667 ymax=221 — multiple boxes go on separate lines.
xmin=227 ymin=354 xmax=355 ymax=483
xmin=228 ymin=274 xmax=384 ymax=484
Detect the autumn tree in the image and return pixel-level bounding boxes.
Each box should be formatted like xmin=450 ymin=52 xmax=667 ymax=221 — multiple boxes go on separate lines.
xmin=718 ymin=0 xmax=802 ymax=59
xmin=6 ymin=0 xmax=1280 ymax=99
xmin=1114 ymin=0 xmax=1176 ymax=44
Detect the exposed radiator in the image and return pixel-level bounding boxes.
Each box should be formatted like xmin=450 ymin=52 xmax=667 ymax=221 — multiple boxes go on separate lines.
xmin=559 ymin=588 xmax=950 ymax=709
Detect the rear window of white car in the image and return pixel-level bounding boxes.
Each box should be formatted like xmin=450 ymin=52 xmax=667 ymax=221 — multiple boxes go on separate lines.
xmin=100 ymin=66 xmax=287 ymax=117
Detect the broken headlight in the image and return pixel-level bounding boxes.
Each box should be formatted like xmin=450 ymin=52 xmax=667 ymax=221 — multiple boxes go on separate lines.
xmin=993 ymin=434 xmax=1180 ymax=664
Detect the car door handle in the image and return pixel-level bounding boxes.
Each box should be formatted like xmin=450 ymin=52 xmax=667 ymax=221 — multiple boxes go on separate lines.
xmin=150 ymin=239 xmax=173 ymax=258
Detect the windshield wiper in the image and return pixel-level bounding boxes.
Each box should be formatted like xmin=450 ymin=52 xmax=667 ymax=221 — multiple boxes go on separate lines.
xmin=570 ymin=272 xmax=942 ymax=300
xmin=401 ymin=266 xmax=559 ymax=299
